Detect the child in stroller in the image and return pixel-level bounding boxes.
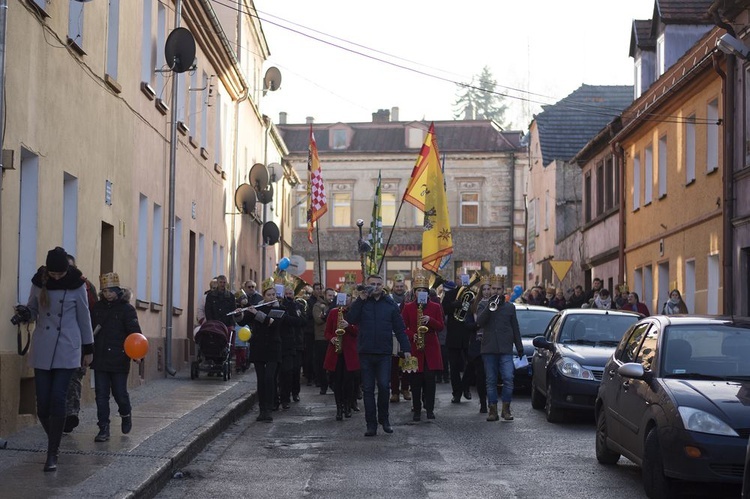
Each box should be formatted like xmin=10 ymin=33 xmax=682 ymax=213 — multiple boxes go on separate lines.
xmin=191 ymin=320 xmax=233 ymax=381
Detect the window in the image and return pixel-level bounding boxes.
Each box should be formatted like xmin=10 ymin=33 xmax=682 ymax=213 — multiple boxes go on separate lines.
xmin=656 ymin=34 xmax=665 ymax=76
xmin=156 ymin=3 xmax=166 ymax=93
xmin=137 ymin=195 xmax=149 ymax=301
xmin=106 ymin=0 xmax=120 ymax=79
xmin=332 ymin=192 xmax=351 ymax=227
xmin=658 ymin=135 xmax=667 ymax=198
xmin=604 ymin=156 xmax=614 ymax=211
xmin=619 ymin=323 xmax=649 ymax=363
xmin=31 ymin=0 xmax=45 ymax=12
xmin=214 ymin=93 xmax=222 ymax=165
xmin=173 ymin=217 xmax=182 ymax=307
xmin=584 ymin=172 xmax=592 ymax=222
xmin=196 ymin=233 xmax=205 ymax=306
xmin=644 ymin=145 xmax=653 ymax=205
xmin=140 ymin=0 xmax=152 ymax=84
xmin=151 ymin=203 xmax=163 ymax=303
xmin=633 ymin=154 xmax=641 ymax=211
xmin=634 ymin=59 xmax=642 ymax=98
xmin=614 ymin=158 xmax=620 ymax=207
xmin=644 ymin=264 xmax=653 ymax=309
xmin=685 ymin=259 xmax=696 ymax=315
xmin=415 ymin=206 xmax=424 ymax=227
xmin=332 ymin=130 xmax=347 ymax=150
xmin=62 ymin=173 xmax=78 ymax=256
xmin=635 ymin=328 xmax=658 ymax=371
xmin=382 ymin=192 xmax=396 ymax=226
xmin=460 ymin=192 xmax=479 ymax=225
xmin=707 ymin=99 xmax=719 ymax=173
xmin=201 ymin=72 xmax=208 ymax=148
xmin=69 ymin=1 xmax=85 ymax=49
xmin=596 ymin=161 xmax=604 ymax=216
xmin=188 ymin=68 xmax=198 ymax=134
xmin=707 ymin=254 xmax=719 ymax=314
xmin=746 ymin=67 xmax=750 ymax=166
xmin=544 ymin=191 xmax=549 ymax=230
xmin=18 ymin=150 xmax=39 ymax=304
xmin=296 ymin=192 xmax=307 ymax=228
xmin=211 ymin=242 xmax=218 ymax=279
xmin=685 ymin=115 xmax=696 ymax=183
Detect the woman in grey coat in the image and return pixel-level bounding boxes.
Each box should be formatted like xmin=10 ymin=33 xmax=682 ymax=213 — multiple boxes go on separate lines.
xmin=24 ymin=247 xmax=94 ymax=472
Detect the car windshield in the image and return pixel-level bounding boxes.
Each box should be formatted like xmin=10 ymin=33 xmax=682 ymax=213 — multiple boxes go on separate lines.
xmin=516 ymin=309 xmax=557 ymax=338
xmin=661 ymin=324 xmax=750 ymax=379
xmin=559 ymin=314 xmax=640 ymax=345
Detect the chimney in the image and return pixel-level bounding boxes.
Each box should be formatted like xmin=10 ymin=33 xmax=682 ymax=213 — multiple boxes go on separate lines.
xmin=306 ymin=116 xmax=315 ymax=125
xmin=464 ymin=103 xmax=475 ymax=120
xmin=391 ymin=107 xmax=399 ymax=122
xmin=372 ymin=109 xmax=391 ymax=123
xmin=279 ymin=112 xmax=287 ymax=125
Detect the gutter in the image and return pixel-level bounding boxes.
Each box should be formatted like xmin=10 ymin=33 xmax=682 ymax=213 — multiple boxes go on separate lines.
xmin=613 ymin=142 xmax=625 ymax=286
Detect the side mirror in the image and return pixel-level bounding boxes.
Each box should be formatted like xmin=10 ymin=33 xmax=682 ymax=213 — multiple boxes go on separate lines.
xmin=532 ymin=335 xmax=553 ymax=351
xmin=618 ymin=362 xmax=652 ymax=383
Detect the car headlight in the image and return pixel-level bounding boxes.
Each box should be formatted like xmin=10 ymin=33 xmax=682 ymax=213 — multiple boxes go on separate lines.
xmin=678 ymin=406 xmax=739 ymax=436
xmin=555 ymin=357 xmax=595 ymax=380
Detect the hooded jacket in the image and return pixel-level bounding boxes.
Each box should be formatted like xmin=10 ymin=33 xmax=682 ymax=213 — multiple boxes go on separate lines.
xmin=90 ymin=294 xmax=142 ymax=372
xmin=28 ymin=266 xmax=94 ymax=370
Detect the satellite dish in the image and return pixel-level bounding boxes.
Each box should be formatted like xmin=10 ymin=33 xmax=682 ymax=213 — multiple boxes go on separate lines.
xmin=249 ymin=163 xmax=269 ymax=192
xmin=262 ymin=222 xmax=280 ymax=245
xmin=234 ymin=183 xmax=257 ymax=214
xmin=164 ymin=27 xmax=196 ymax=74
xmin=257 ymin=185 xmax=274 ymax=204
xmin=263 ymin=67 xmax=282 ymax=95
xmin=287 ymin=255 xmax=307 ymax=276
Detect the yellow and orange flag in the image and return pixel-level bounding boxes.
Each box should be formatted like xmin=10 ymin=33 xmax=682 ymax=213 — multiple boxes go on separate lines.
xmin=307 ymin=126 xmax=327 ymax=243
xmin=404 ymin=124 xmax=452 ymax=272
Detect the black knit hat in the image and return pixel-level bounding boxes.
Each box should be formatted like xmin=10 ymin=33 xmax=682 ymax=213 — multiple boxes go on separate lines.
xmin=46 ymin=247 xmax=69 ymax=273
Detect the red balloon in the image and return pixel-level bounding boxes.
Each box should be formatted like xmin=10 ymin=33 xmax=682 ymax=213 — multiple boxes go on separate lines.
xmin=124 ymin=333 xmax=149 ymax=360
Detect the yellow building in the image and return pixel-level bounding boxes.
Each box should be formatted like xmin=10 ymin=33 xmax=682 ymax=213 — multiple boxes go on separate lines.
xmin=617 ymin=28 xmax=724 ymax=315
xmin=0 ymin=0 xmax=287 ymax=434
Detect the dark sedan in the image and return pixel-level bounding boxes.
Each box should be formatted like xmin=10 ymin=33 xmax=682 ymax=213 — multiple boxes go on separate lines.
xmin=512 ymin=303 xmax=557 ymax=390
xmin=531 ymin=308 xmax=642 ymax=422
xmin=595 ymin=315 xmax=750 ymax=498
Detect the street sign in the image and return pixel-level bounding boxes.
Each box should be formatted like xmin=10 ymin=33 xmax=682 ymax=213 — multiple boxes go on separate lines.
xmin=550 ymin=260 xmax=573 ymax=282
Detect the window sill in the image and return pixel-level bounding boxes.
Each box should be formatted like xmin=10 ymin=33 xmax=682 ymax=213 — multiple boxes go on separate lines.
xmin=140 ymin=82 xmax=156 ymax=101
xmin=26 ymin=0 xmax=48 ymax=18
xmin=155 ymin=98 xmax=169 ymax=116
xmin=135 ymin=299 xmax=150 ymax=310
xmin=150 ymin=302 xmax=163 ymax=312
xmin=658 ymin=193 xmax=667 ymax=200
xmin=189 ymin=136 xmax=199 ymax=149
xmin=200 ymin=147 xmax=209 ymax=160
xmin=644 ymin=200 xmax=652 ymax=207
xmin=221 ymin=171 xmax=227 ymax=180
xmin=706 ymin=167 xmax=718 ymax=175
xmin=67 ymin=38 xmax=86 ymax=57
xmin=104 ymin=74 xmax=122 ymax=94
xmin=685 ymin=178 xmax=695 ymax=187
xmin=173 ymin=307 xmax=183 ymax=316
xmin=214 ymin=163 xmax=222 ymax=174
xmin=177 ymin=121 xmax=189 ymax=136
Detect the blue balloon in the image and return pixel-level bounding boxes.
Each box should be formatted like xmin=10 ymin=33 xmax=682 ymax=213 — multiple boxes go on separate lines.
xmin=510 ymin=284 xmax=523 ymax=302
xmin=278 ymin=257 xmax=290 ymax=270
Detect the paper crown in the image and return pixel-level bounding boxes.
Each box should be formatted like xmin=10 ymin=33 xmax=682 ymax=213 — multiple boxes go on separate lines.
xmin=100 ymin=272 xmax=120 ymax=290
xmin=412 ymin=272 xmax=429 ymax=290
xmin=339 ymin=272 xmax=358 ymax=295
xmin=479 ymin=275 xmax=491 ymax=286
xmin=490 ymin=274 xmax=506 ymax=287
xmin=393 ymin=273 xmax=405 ymax=282
xmin=261 ymin=277 xmax=275 ymax=293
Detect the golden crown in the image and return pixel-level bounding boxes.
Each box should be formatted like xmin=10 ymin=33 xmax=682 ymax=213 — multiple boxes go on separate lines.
xmin=261 ymin=277 xmax=276 ymax=293
xmin=412 ymin=272 xmax=429 ymax=290
xmin=490 ymin=274 xmax=505 ymax=287
xmin=479 ymin=275 xmax=491 ymax=286
xmin=100 ymin=272 xmax=120 ymax=290
xmin=393 ymin=273 xmax=405 ymax=282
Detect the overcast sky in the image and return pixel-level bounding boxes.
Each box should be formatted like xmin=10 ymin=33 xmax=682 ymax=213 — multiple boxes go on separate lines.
xmin=252 ymin=0 xmax=655 ymax=131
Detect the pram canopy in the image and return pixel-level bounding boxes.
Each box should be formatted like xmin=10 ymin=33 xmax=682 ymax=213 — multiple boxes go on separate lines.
xmin=195 ymin=320 xmax=230 ymax=345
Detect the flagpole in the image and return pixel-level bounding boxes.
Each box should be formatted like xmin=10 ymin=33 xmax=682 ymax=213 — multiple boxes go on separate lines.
xmin=377 ymin=196 xmax=407 ymax=275
xmin=315 ymin=221 xmax=323 ymax=284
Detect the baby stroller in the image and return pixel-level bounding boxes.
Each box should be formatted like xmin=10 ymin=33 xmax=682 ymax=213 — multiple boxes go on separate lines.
xmin=191 ymin=320 xmax=233 ymax=381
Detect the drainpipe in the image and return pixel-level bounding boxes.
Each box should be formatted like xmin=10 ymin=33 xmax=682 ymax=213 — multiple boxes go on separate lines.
xmin=613 ymin=142 xmax=625 ymax=286
xmin=0 ymin=0 xmax=6 ymax=164
xmin=509 ymin=152 xmax=516 ymax=285
xmin=712 ymin=52 xmax=734 ymax=315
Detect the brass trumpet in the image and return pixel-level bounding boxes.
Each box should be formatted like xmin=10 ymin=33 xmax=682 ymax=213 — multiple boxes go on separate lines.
xmin=453 ymin=271 xmax=482 ymax=321
xmin=488 ymin=294 xmax=504 ymax=312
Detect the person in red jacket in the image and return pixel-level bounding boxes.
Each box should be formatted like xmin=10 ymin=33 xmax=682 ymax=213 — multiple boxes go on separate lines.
xmin=401 ymin=272 xmax=444 ymax=421
xmin=624 ymin=292 xmax=650 ymax=316
xmin=323 ymin=286 xmax=360 ymax=421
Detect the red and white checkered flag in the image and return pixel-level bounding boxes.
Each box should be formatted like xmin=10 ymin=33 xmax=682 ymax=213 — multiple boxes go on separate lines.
xmin=307 ymin=127 xmax=327 ymax=243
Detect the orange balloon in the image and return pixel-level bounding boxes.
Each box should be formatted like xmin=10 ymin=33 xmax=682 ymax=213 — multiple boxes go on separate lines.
xmin=124 ymin=333 xmax=149 ymax=360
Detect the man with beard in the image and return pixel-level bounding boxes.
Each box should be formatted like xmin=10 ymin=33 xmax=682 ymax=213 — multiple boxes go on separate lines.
xmin=204 ymin=275 xmax=238 ymax=329
xmin=388 ymin=274 xmax=411 ymax=403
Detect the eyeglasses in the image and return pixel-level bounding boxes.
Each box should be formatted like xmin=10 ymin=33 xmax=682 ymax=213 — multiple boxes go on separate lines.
xmin=245 ymin=285 xmax=255 ymax=289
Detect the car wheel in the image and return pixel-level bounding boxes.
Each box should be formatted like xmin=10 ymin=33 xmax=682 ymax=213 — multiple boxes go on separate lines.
xmin=530 ymin=383 xmax=545 ymax=410
xmin=595 ymin=410 xmax=620 ymax=465
xmin=642 ymin=428 xmax=676 ymax=499
xmin=545 ymin=381 xmax=564 ymax=423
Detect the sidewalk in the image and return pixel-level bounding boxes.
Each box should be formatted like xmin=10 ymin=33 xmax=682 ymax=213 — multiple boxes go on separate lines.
xmin=0 ymin=369 xmax=257 ymax=499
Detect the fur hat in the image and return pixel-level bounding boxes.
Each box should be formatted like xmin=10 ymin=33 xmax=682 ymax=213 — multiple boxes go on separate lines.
xmin=100 ymin=272 xmax=120 ymax=290
xmin=46 ymin=247 xmax=70 ymax=273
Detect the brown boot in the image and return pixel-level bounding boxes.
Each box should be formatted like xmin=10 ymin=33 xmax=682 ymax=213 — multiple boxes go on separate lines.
xmin=401 ymin=389 xmax=412 ymax=401
xmin=390 ymin=393 xmax=399 ymax=403
xmin=501 ymin=402 xmax=514 ymax=421
xmin=486 ymin=403 xmax=499 ymax=422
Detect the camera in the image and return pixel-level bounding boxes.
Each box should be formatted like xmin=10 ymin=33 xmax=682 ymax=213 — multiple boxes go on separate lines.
xmin=11 ymin=305 xmax=31 ymax=326
xmin=356 ymin=284 xmax=375 ymax=295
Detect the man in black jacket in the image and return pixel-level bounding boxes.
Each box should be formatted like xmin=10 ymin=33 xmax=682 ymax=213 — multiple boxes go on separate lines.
xmin=442 ymin=285 xmax=473 ymax=403
xmin=205 ymin=275 xmax=238 ymax=329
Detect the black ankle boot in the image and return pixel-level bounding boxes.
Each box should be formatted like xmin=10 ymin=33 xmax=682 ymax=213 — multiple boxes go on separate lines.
xmin=44 ymin=417 xmax=65 ymax=472
xmin=94 ymin=424 xmax=110 ymax=442
xmin=336 ymin=404 xmax=344 ymax=421
xmin=121 ymin=414 xmax=132 ymax=434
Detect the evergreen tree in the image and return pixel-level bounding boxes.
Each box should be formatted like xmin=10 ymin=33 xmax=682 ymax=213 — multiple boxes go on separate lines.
xmin=453 ymin=66 xmax=508 ymax=127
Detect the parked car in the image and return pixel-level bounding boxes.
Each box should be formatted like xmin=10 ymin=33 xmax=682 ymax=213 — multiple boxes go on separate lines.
xmin=595 ymin=315 xmax=750 ymax=498
xmin=744 ymin=437 xmax=750 ymax=499
xmin=531 ymin=308 xmax=642 ymax=422
xmin=512 ymin=303 xmax=557 ymax=390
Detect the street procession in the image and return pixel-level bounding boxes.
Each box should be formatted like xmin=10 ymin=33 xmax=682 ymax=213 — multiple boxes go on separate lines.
xmin=1 ymin=0 xmax=750 ymax=498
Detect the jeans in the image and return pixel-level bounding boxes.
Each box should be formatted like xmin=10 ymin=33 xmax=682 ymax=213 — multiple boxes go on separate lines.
xmin=94 ymin=370 xmax=131 ymax=427
xmin=35 ymin=368 xmax=76 ymax=420
xmin=359 ymin=354 xmax=392 ymax=428
xmin=483 ymin=353 xmax=514 ymax=405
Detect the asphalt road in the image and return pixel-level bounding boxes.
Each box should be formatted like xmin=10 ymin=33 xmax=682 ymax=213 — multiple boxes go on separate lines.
xmin=156 ymin=380 xmax=740 ymax=499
